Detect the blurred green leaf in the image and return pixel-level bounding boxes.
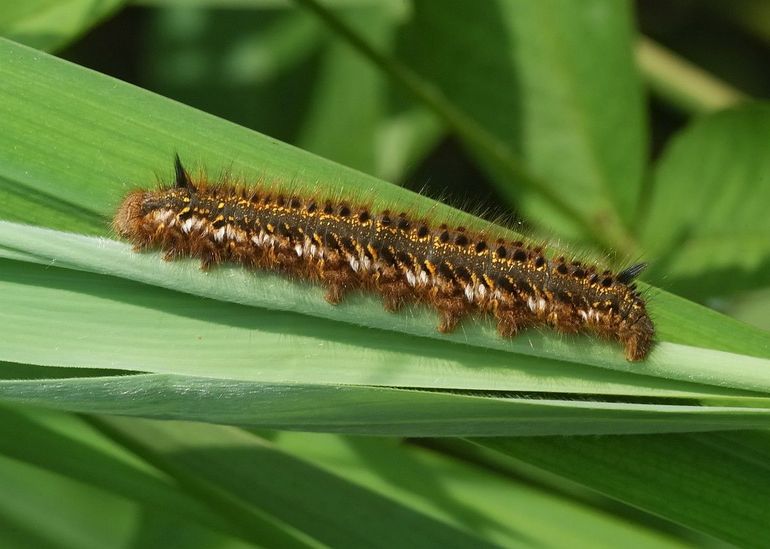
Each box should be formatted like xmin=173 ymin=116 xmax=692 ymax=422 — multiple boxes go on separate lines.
xmin=475 ymin=431 xmax=770 ymax=548
xmin=295 ymin=0 xmax=644 ymax=252
xmin=0 ymin=0 xmax=124 ymax=52
xmin=144 ymin=4 xmax=441 ymax=183
xmin=295 ymin=6 xmax=394 ymax=173
xmin=293 ymin=4 xmax=443 ymax=183
xmin=144 ymin=7 xmax=325 ymax=145
xmin=0 ymin=451 xmax=138 ymax=549
xmin=725 ymin=287 xmax=770 ymax=332
xmin=642 ymin=103 xmax=770 ymax=300
xmin=399 ymin=0 xmax=646 ymax=245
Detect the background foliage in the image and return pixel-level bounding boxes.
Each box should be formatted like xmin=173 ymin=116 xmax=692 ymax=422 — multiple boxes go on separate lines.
xmin=1 ymin=0 xmax=769 ymax=547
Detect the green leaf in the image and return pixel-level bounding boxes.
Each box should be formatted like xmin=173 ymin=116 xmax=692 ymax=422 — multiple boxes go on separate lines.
xmin=268 ymin=432 xmax=689 ymax=548
xmin=91 ymin=416 xmax=500 ymax=548
xmin=635 ymin=36 xmax=749 ymax=115
xmin=475 ymin=431 xmax=770 ymax=548
xmin=144 ymin=4 xmax=442 ymax=183
xmin=295 ymin=6 xmax=394 ymax=174
xmin=0 ymin=452 xmax=138 ymax=549
xmin=0 ymin=405 xmax=306 ymax=548
xmin=642 ymin=103 xmax=770 ymax=299
xmin=5 ymin=373 xmax=770 ymax=436
xmin=2 ymin=37 xmax=770 ymax=436
xmin=0 ymin=172 xmax=106 ymax=234
xmin=397 ymin=0 xmax=646 ymax=244
xmin=144 ymin=6 xmax=326 ymax=147
xmin=0 ymin=0 xmax=125 ymax=52
xmin=726 ymin=287 xmax=770 ymax=332
xmin=0 ymin=36 xmax=473 ymax=233
xmin=1 ymin=258 xmax=768 ymax=436
xmin=2 ymin=224 xmax=770 ymax=396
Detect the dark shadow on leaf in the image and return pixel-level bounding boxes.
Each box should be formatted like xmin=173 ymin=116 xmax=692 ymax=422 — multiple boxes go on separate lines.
xmin=164 ymin=442 xmax=524 ymax=548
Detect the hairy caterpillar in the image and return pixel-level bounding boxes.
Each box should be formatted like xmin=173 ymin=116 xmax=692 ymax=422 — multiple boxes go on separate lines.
xmin=114 ymin=156 xmax=654 ymax=361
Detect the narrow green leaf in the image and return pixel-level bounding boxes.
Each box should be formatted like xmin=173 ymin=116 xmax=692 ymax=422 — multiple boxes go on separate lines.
xmin=0 ymin=173 xmax=106 ymax=234
xmin=0 ymin=257 xmax=735 ymax=399
xmin=2 ymin=225 xmax=770 ymax=396
xmin=0 ymin=36 xmax=481 ymax=233
xmin=635 ymin=37 xmax=749 ymax=115
xmin=0 ymin=451 xmax=138 ymax=549
xmin=3 ymin=374 xmax=770 ymax=436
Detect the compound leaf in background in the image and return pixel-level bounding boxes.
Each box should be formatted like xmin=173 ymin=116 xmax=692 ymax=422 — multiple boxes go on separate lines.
xmin=642 ymin=103 xmax=770 ymax=300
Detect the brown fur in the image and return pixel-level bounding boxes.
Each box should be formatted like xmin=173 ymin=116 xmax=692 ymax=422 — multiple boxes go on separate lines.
xmin=114 ymin=169 xmax=654 ymax=361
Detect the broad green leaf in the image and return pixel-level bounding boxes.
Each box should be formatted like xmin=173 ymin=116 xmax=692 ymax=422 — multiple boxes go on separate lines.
xmin=475 ymin=431 xmax=770 ymax=548
xmin=642 ymin=103 xmax=770 ymax=299
xmin=0 ymin=0 xmax=125 ymax=52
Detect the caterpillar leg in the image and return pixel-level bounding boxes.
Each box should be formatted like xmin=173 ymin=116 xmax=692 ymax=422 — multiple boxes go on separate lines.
xmin=433 ymin=296 xmax=472 ymax=333
xmin=494 ymin=306 xmax=531 ymax=338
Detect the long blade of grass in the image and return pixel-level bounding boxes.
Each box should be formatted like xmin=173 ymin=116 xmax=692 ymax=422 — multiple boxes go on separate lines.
xmin=2 ymin=374 xmax=770 ymax=436
xmin=2 ymin=223 xmax=769 ymax=395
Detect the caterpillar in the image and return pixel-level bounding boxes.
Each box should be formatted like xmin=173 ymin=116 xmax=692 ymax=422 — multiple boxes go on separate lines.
xmin=113 ymin=156 xmax=654 ymax=361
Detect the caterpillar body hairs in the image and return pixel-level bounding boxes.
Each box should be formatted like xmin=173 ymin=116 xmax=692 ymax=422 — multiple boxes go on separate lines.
xmin=114 ymin=156 xmax=654 ymax=361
